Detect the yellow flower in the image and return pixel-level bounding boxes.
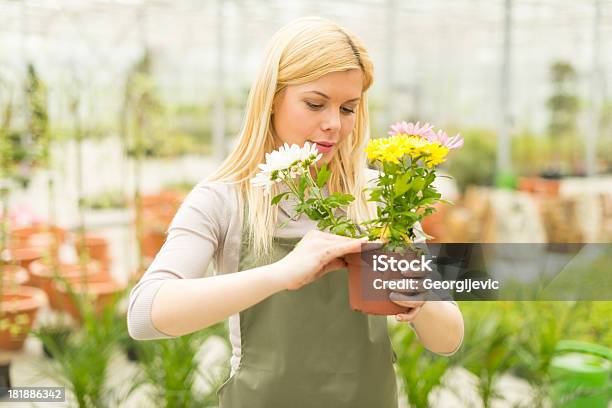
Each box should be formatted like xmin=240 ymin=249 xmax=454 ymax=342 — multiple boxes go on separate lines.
xmin=365 ymin=133 xmax=449 ymax=167
xmin=403 ymin=135 xmax=428 ymax=160
xmin=365 ymin=134 xmax=413 ymax=163
xmin=420 ymin=143 xmax=449 ymax=168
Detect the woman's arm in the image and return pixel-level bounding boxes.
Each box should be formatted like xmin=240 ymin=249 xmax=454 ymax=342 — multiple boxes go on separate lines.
xmin=390 ymin=222 xmax=464 ymax=355
xmin=127 ymin=182 xmax=228 ymax=340
xmin=130 ymin=212 xmax=368 ymax=339
xmin=409 ymin=301 xmax=464 ymax=355
xmin=151 ymin=230 xmax=367 ymax=337
xmin=150 ymin=262 xmax=287 ymax=337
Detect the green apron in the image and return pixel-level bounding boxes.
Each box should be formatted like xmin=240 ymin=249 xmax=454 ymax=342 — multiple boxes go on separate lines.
xmin=218 ymin=214 xmax=399 ymax=408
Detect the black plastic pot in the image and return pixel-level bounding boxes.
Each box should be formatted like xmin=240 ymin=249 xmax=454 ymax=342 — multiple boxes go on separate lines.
xmin=0 ymin=361 xmax=11 ymax=396
xmin=126 ymin=343 xmax=139 ymax=362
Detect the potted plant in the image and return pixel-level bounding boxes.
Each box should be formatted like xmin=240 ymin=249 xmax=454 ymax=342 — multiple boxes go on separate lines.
xmin=0 ymin=276 xmax=47 ymax=350
xmin=389 ymin=320 xmax=451 ymax=408
xmin=38 ymin=322 xmax=74 ymax=359
xmin=0 ymin=82 xmax=48 ymax=351
xmin=28 ymin=259 xmax=108 ymax=310
xmin=134 ymin=321 xmax=229 ymax=407
xmin=251 ymin=121 xmax=463 ymax=315
xmin=32 ymin=288 xmax=138 ymax=407
xmin=53 ymin=278 xmax=124 ymax=322
xmin=74 ymin=234 xmax=111 ymax=270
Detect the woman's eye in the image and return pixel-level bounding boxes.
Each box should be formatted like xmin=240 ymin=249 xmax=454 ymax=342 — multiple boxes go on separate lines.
xmin=305 ymin=101 xmax=323 ymax=110
xmin=341 ymin=106 xmax=356 ymax=115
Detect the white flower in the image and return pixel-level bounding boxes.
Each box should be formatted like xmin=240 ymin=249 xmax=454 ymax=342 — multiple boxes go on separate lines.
xmin=300 ymin=141 xmax=323 ymax=164
xmin=250 ymin=142 xmax=323 ymax=193
xmin=250 ymin=171 xmax=275 ymax=193
xmin=266 ymin=143 xmax=302 ymax=171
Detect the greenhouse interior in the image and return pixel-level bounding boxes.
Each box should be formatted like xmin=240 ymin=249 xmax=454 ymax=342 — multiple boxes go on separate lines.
xmin=0 ymin=0 xmax=611 ymax=407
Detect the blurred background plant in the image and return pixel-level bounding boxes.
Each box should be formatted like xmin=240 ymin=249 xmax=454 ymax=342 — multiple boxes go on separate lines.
xmin=390 ymin=321 xmax=451 ymax=408
xmin=132 ymin=322 xmax=229 ymax=408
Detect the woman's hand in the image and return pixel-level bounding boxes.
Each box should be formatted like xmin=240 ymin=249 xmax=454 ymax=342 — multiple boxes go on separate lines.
xmin=390 ymin=292 xmax=426 ymax=322
xmin=389 ymin=260 xmax=447 ymax=323
xmin=275 ymin=230 xmax=371 ymax=290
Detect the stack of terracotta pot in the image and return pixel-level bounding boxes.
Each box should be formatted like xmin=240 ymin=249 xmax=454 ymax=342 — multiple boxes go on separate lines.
xmin=0 ymin=263 xmax=46 ymax=350
xmin=1 ymin=224 xmax=124 ymax=350
xmin=518 ymin=177 xmax=561 ymax=196
xmin=74 ymin=233 xmax=112 ymax=271
xmin=1 ymin=223 xmax=64 ymax=350
xmin=138 ymin=191 xmax=185 ymax=262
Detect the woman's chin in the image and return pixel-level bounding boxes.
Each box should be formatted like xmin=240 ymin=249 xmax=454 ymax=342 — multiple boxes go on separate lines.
xmin=317 ymin=152 xmax=335 ymax=166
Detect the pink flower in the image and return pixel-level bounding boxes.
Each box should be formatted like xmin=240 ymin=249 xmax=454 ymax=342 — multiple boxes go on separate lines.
xmin=0 ymin=204 xmax=44 ymax=228
xmin=426 ymin=130 xmax=464 ymax=150
xmin=388 ymin=121 xmax=435 ymax=138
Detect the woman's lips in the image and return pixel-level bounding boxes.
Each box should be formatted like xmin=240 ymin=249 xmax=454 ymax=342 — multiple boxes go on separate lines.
xmin=309 ymin=140 xmax=335 ymax=153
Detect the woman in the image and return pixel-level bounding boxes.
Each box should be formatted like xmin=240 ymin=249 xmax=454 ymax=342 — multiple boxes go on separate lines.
xmin=128 ymin=17 xmax=463 ymax=408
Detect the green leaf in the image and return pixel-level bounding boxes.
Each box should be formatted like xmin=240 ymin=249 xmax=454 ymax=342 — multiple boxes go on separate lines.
xmin=317 ymin=218 xmax=332 ymax=230
xmin=394 ymin=173 xmax=412 ymax=198
xmin=368 ymin=189 xmax=383 ymax=202
xmin=422 ymin=188 xmax=441 ymax=200
xmin=330 ymin=223 xmax=348 ymax=236
xmin=298 ymin=176 xmax=308 ymax=200
xmin=418 ymin=197 xmax=438 ymax=206
xmin=325 ymin=193 xmax=354 ymax=208
xmin=271 ymin=192 xmax=290 ymax=205
xmin=316 ymin=164 xmax=331 ymax=188
xmin=411 ymin=177 xmax=425 ymax=192
xmin=424 ymin=172 xmax=436 ymax=187
xmin=379 ymin=175 xmax=395 ymax=186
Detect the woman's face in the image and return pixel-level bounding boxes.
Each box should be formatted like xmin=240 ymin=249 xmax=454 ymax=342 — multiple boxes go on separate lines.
xmin=272 ymin=69 xmax=363 ymax=164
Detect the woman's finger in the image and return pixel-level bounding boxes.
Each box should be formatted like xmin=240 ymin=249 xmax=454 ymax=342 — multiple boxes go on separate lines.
xmin=395 ymin=307 xmax=422 ymax=322
xmin=318 ymin=257 xmax=347 ymax=276
xmin=389 ymin=292 xmax=427 ymax=308
xmin=321 ymin=237 xmax=368 ymax=262
xmin=385 ymin=278 xmax=427 ymax=294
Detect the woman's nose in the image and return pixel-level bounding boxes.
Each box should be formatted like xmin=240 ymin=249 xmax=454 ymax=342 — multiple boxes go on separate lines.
xmin=321 ymin=108 xmax=341 ymax=133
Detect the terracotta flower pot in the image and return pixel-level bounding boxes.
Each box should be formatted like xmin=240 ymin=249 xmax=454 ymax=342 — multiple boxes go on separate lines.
xmin=74 ymin=234 xmax=111 ymax=269
xmin=54 ymin=279 xmax=124 ymax=322
xmin=344 ymin=244 xmax=424 ymax=315
xmin=28 ymin=260 xmax=109 ymax=310
xmin=2 ymin=247 xmax=43 ymax=272
xmin=421 ymin=203 xmax=448 ymax=243
xmin=0 ymin=285 xmax=47 ymax=350
xmin=140 ymin=191 xmax=183 ymax=212
xmin=10 ymin=224 xmax=67 ymax=249
xmin=141 ymin=229 xmax=167 ymax=259
xmin=1 ymin=264 xmax=29 ymax=287
xmin=518 ymin=177 xmax=561 ymax=195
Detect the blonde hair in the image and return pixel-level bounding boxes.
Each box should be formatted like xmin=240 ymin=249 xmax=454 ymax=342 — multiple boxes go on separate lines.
xmin=208 ymin=16 xmax=376 ymax=260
